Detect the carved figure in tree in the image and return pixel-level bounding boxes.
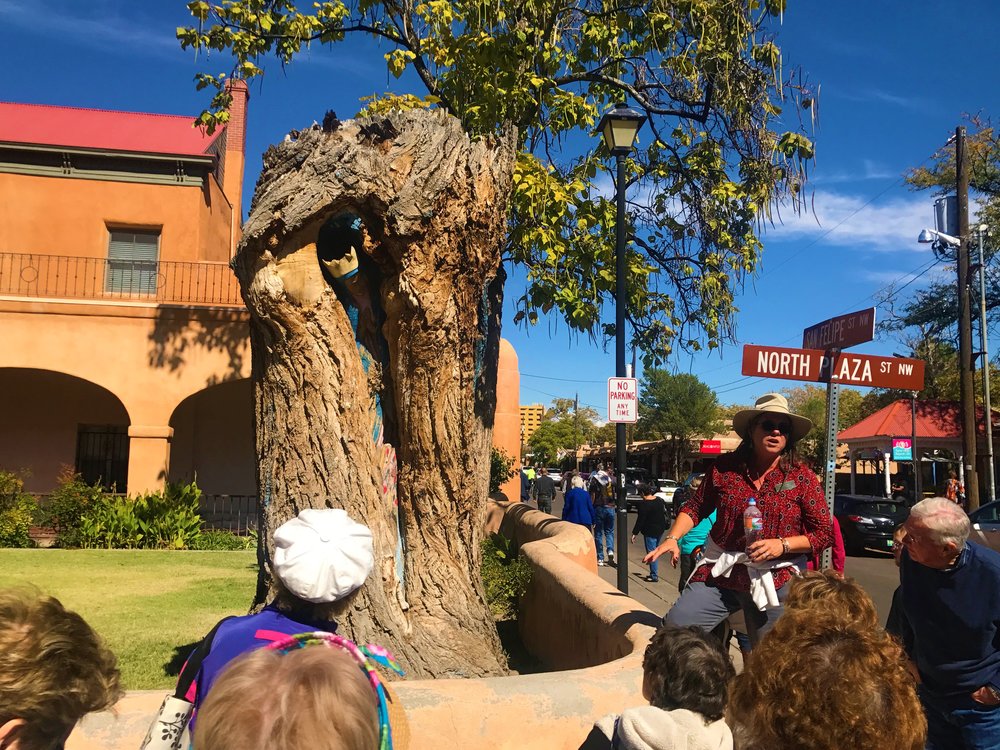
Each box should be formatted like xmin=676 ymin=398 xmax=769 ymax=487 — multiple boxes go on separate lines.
xmin=235 ymin=109 xmax=515 ymax=677
xmin=317 ymin=213 xmax=405 ymax=606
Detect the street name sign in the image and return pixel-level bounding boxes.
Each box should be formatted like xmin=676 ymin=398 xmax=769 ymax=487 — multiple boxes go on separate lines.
xmin=742 ymin=344 xmax=925 ymax=391
xmin=802 ymin=307 xmax=876 ymax=350
xmin=608 ymin=377 xmax=638 ymax=423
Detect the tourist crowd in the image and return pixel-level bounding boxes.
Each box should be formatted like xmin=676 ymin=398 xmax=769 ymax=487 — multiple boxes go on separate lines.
xmin=2 ymin=393 xmax=998 ymax=750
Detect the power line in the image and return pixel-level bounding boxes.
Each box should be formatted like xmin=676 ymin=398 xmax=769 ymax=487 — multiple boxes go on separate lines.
xmin=521 ymin=372 xmax=606 ymax=383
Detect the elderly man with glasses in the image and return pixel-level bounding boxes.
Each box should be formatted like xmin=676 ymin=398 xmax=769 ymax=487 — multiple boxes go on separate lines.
xmin=899 ymin=497 xmax=1000 ymax=749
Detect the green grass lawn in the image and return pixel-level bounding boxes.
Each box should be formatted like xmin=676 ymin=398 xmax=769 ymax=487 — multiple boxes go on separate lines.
xmin=0 ymin=549 xmax=257 ymax=690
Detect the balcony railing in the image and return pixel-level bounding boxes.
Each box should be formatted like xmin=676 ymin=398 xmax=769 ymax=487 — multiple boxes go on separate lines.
xmin=0 ymin=252 xmax=243 ymax=306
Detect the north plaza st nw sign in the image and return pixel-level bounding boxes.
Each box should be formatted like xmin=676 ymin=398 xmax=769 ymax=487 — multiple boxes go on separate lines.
xmin=742 ymin=344 xmax=925 ymax=391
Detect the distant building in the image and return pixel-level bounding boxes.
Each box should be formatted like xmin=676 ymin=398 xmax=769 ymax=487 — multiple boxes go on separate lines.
xmin=520 ymin=403 xmax=544 ymax=442
xmin=0 ymin=83 xmax=255 ymax=496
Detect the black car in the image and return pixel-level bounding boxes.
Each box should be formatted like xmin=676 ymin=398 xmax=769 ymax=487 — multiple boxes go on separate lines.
xmin=834 ymin=494 xmax=910 ymax=555
xmin=623 ymin=467 xmax=652 ymax=510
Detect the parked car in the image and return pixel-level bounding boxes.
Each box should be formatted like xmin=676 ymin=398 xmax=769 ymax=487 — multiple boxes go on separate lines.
xmin=969 ymin=500 xmax=1000 ymax=554
xmin=545 ymin=468 xmax=563 ymax=485
xmin=834 ymin=494 xmax=910 ymax=555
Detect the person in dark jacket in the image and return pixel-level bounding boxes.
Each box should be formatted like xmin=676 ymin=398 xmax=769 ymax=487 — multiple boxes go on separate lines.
xmin=532 ymin=466 xmax=557 ymax=514
xmin=562 ymin=475 xmax=597 ymax=530
xmin=632 ymin=485 xmax=669 ymax=582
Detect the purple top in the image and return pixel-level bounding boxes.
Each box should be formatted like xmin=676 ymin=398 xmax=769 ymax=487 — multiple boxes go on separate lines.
xmin=185 ymin=604 xmax=337 ymax=710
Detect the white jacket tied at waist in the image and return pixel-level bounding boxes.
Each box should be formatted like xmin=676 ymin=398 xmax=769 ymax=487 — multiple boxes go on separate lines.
xmin=695 ymin=537 xmax=805 ymax=611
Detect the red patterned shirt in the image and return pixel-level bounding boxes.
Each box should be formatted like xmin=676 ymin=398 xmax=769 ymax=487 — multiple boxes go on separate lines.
xmin=680 ymin=454 xmax=833 ymax=593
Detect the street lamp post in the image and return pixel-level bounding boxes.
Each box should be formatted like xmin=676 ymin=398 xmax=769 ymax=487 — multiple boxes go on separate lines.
xmin=598 ymin=102 xmax=646 ymax=594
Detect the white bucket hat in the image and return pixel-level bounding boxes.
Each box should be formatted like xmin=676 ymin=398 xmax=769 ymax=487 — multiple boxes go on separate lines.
xmin=731 ymin=393 xmax=813 ymax=442
xmin=272 ymin=508 xmax=374 ymax=603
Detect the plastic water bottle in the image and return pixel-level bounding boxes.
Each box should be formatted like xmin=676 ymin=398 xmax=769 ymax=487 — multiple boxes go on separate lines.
xmin=744 ymin=498 xmax=763 ymax=551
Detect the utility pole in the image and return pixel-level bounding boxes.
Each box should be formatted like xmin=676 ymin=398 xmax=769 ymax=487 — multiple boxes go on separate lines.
xmin=978 ymin=226 xmax=996 ymax=501
xmin=957 ymin=126 xmax=980 ymax=510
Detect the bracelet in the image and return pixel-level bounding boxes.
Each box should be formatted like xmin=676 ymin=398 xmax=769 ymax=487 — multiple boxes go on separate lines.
xmin=665 ymin=535 xmax=678 ymax=543
xmin=987 ymin=685 xmax=1000 ymax=702
xmin=779 ymin=536 xmax=790 ymax=554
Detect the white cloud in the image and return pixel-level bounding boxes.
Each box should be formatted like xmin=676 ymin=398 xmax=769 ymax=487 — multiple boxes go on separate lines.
xmin=0 ymin=0 xmax=181 ymax=57
xmin=762 ymin=190 xmax=937 ymax=252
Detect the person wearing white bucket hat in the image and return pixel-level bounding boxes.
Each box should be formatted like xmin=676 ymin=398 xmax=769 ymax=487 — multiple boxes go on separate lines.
xmin=643 ymin=393 xmax=833 ymax=647
xmin=166 ymin=508 xmax=375 ymax=738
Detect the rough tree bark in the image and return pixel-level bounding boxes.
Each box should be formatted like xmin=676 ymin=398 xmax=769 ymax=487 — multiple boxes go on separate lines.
xmin=233 ymin=109 xmax=516 ymax=677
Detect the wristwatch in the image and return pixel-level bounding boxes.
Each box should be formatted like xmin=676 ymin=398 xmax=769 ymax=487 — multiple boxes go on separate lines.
xmin=986 ymin=685 xmax=1000 ymax=702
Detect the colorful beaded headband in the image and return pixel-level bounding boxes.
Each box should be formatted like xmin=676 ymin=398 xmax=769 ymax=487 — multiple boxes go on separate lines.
xmin=265 ymin=632 xmax=404 ymax=750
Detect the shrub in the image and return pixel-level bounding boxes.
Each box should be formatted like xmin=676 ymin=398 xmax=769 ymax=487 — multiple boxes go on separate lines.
xmin=43 ymin=469 xmax=106 ymax=548
xmin=481 ymin=532 xmax=532 ymax=620
xmin=190 ymin=529 xmax=256 ymax=551
xmin=79 ymin=481 xmax=204 ymax=550
xmin=0 ymin=471 xmax=37 ymax=548
xmin=489 ymin=447 xmax=517 ymax=495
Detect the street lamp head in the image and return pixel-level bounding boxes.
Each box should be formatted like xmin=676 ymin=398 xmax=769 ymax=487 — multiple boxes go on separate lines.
xmin=598 ymin=102 xmax=647 ymax=156
xmin=917 ymin=227 xmax=961 ymax=247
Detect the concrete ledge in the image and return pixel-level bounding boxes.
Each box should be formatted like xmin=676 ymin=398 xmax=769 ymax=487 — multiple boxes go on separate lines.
xmin=69 ymin=501 xmax=658 ymax=750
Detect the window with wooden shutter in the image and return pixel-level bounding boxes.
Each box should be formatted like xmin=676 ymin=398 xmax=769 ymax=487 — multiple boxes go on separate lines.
xmin=105 ymin=229 xmax=160 ymax=295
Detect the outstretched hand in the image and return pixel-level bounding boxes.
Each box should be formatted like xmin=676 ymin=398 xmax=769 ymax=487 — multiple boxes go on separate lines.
xmin=643 ymin=537 xmax=680 ymax=568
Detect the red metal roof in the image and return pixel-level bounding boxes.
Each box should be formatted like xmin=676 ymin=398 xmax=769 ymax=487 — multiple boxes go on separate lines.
xmin=0 ymin=102 xmax=223 ymax=158
xmin=838 ymin=399 xmax=993 ymax=441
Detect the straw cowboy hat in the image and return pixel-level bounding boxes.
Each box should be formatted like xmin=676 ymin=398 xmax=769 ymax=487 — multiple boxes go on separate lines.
xmin=732 ymin=393 xmax=813 ymax=442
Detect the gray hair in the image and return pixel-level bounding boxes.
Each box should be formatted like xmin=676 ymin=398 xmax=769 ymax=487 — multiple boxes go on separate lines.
xmin=909 ymin=497 xmax=970 ymax=549
xmin=571 ymin=475 xmax=585 ymax=489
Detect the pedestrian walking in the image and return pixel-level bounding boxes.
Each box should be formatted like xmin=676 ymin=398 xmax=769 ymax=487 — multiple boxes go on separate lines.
xmin=562 ymin=475 xmax=597 ymax=531
xmin=531 ymin=467 xmax=556 ymax=514
xmin=590 ymin=465 xmax=615 ymax=566
xmin=632 ymin=485 xmax=669 ymax=582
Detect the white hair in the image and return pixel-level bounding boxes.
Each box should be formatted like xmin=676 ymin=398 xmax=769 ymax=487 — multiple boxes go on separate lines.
xmin=571 ymin=475 xmax=585 ymax=489
xmin=909 ymin=497 xmax=970 ymax=549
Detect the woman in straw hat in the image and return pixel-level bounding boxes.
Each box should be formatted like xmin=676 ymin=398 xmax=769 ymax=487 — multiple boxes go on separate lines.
xmin=643 ymin=393 xmax=833 ymax=646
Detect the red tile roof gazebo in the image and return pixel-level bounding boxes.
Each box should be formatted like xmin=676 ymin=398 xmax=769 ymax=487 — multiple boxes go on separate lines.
xmin=837 ymin=399 xmax=997 ymax=497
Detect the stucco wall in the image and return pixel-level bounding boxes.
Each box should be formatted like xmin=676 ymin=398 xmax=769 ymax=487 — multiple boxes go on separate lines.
xmin=0 ymin=171 xmax=232 ymax=263
xmin=494 ymin=338 xmax=521 ymax=500
xmin=0 ymin=302 xmax=251 ymax=492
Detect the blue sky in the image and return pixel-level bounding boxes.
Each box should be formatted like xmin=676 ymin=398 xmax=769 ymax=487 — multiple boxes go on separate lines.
xmin=3 ymin=0 xmax=997 ymax=419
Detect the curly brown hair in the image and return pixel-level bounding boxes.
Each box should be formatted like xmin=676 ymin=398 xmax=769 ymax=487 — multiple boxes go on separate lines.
xmin=784 ymin=570 xmax=879 ymax=629
xmin=727 ymin=610 xmax=925 ymax=750
xmin=0 ymin=587 xmax=122 ymax=750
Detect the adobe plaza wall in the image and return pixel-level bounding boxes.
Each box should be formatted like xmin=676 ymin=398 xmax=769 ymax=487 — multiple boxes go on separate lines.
xmin=68 ymin=501 xmax=656 ymax=750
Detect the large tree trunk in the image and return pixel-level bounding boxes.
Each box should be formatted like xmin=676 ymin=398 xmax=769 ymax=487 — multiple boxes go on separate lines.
xmin=234 ymin=109 xmax=516 ymax=677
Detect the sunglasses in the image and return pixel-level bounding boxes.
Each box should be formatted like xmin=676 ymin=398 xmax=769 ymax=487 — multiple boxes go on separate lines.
xmin=757 ymin=419 xmax=791 ymax=435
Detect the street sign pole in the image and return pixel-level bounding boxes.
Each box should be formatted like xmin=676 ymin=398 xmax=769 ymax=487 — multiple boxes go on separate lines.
xmin=821 ymin=379 xmax=839 ymax=571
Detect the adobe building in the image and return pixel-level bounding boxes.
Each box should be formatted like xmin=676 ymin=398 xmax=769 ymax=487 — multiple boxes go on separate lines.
xmin=0 ymin=83 xmax=255 ymax=496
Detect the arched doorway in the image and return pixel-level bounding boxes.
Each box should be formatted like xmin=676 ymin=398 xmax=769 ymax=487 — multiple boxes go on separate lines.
xmin=0 ymin=368 xmax=130 ymax=493
xmin=169 ymin=379 xmax=255 ymax=496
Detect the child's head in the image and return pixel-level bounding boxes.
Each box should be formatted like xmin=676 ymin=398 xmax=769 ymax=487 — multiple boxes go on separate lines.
xmin=785 ymin=570 xmax=878 ymax=629
xmin=641 ymin=625 xmax=734 ymax=722
xmin=893 ymin=523 xmax=907 ymax=567
xmin=0 ymin=587 xmax=122 ymax=750
xmin=194 ymin=644 xmax=381 ymax=750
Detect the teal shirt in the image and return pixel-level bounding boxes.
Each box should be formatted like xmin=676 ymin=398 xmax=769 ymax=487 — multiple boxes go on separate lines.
xmin=679 ymin=510 xmax=716 ymax=555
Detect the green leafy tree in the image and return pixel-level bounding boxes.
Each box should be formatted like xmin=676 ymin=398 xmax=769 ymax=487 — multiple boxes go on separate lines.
xmin=783 ymin=385 xmax=862 ymax=470
xmin=636 ymin=370 xmax=722 ymax=476
xmin=176 ymin=0 xmax=815 ymax=676
xmin=179 ymin=0 xmax=814 ymax=361
xmin=528 ymin=397 xmax=601 ymax=464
